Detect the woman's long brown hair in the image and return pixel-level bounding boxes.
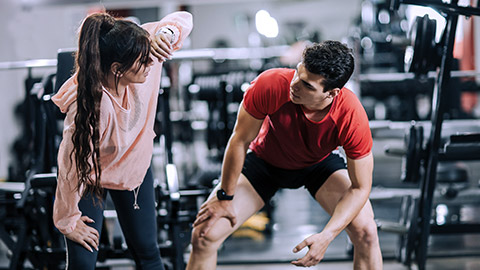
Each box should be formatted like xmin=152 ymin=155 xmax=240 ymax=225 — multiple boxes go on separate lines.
xmin=72 ymin=13 xmax=151 ymax=199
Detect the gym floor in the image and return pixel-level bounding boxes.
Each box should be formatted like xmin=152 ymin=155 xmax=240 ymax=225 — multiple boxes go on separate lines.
xmin=1 ymin=130 xmax=480 ymax=269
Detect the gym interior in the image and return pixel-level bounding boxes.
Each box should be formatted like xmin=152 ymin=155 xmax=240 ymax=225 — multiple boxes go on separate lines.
xmin=1 ymin=0 xmax=480 ymax=269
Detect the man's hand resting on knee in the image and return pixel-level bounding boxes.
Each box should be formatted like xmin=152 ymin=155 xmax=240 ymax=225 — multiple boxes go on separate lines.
xmin=193 ymin=199 xmax=237 ymax=237
xmin=291 ymin=232 xmax=333 ymax=267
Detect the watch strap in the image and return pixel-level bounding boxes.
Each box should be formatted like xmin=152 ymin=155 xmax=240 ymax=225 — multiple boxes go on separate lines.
xmin=216 ymin=189 xmax=234 ymax=200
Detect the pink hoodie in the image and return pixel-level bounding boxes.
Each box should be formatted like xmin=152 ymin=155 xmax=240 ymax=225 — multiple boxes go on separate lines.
xmin=52 ymin=12 xmax=193 ymax=235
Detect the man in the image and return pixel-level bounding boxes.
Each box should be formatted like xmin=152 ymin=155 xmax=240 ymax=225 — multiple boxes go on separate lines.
xmin=187 ymin=41 xmax=382 ymax=269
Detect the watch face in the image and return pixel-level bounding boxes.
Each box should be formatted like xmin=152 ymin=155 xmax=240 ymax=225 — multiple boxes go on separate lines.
xmin=217 ymin=189 xmax=233 ymax=200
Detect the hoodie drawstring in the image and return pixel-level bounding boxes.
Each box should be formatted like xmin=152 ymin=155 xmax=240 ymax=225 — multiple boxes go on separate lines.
xmin=133 ymin=186 xmax=140 ymax=210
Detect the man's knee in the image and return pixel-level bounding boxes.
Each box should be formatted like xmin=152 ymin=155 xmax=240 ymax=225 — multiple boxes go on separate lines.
xmin=190 ymin=226 xmax=224 ymax=253
xmin=347 ymin=218 xmax=379 ymax=247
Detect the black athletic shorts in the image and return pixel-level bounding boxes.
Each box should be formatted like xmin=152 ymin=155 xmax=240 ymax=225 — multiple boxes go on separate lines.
xmin=241 ymin=151 xmax=347 ymax=203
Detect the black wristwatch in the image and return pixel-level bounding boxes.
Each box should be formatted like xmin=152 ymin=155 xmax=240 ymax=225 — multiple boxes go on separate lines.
xmin=216 ymin=189 xmax=234 ymax=200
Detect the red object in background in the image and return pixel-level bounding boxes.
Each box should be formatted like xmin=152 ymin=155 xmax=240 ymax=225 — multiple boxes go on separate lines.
xmin=453 ymin=0 xmax=478 ymax=114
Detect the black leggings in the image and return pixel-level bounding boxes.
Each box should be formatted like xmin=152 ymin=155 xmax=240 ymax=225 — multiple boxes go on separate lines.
xmin=65 ymin=169 xmax=164 ymax=270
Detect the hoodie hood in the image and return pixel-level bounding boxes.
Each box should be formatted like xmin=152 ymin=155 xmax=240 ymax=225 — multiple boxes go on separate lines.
xmin=52 ymin=75 xmax=78 ymax=113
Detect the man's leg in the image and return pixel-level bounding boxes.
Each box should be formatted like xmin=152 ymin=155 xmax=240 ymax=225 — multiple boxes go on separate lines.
xmin=186 ymin=174 xmax=265 ymax=270
xmin=314 ymin=169 xmax=383 ymax=270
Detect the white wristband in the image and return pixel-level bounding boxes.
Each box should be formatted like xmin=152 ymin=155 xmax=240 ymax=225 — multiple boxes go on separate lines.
xmin=157 ymin=27 xmax=175 ymax=45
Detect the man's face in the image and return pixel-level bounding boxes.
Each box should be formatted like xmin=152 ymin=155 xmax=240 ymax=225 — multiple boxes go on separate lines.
xmin=289 ymin=62 xmax=335 ymax=110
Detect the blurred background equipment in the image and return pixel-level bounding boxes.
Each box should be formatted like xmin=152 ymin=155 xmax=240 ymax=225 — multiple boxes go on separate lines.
xmin=373 ymin=1 xmax=480 ymax=270
xmin=1 ymin=0 xmax=480 ymax=269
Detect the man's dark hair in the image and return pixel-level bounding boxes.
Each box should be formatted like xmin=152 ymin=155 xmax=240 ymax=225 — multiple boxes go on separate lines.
xmin=302 ymin=40 xmax=354 ymax=92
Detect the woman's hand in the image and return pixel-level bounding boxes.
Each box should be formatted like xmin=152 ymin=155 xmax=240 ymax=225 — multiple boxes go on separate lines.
xmin=65 ymin=216 xmax=99 ymax=252
xmin=151 ymin=30 xmax=174 ymax=62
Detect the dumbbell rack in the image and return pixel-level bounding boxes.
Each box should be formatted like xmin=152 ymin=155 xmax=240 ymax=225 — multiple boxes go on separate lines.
xmin=390 ymin=0 xmax=480 ymax=269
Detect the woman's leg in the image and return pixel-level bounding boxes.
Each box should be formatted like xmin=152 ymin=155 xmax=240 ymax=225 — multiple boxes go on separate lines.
xmin=109 ymin=168 xmax=164 ymax=270
xmin=65 ymin=193 xmax=105 ymax=270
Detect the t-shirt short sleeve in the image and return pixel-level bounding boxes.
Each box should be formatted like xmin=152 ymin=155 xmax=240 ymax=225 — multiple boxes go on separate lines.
xmin=242 ymin=68 xmax=294 ymax=119
xmin=335 ymin=91 xmax=373 ymax=159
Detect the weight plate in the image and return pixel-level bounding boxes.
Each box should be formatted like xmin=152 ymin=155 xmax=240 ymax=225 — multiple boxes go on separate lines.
xmin=397 ymin=196 xmax=419 ymax=266
xmin=405 ymin=15 xmax=437 ymax=76
xmin=402 ymin=124 xmax=423 ymax=183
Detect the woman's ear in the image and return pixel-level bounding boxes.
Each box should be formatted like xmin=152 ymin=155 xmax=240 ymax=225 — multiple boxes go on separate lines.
xmin=110 ymin=62 xmax=123 ymax=77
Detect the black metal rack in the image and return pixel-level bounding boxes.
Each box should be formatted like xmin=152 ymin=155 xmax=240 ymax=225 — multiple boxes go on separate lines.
xmin=389 ymin=1 xmax=480 ymax=269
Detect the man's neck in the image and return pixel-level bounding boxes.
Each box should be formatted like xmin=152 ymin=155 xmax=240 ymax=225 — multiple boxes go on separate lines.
xmin=302 ymin=103 xmax=332 ymax=122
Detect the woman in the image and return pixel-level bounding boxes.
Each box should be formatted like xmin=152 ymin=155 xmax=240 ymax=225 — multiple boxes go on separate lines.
xmin=52 ymin=11 xmax=192 ymax=269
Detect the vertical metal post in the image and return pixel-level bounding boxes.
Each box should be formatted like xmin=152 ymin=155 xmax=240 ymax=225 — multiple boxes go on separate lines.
xmin=220 ymin=81 xmax=229 ymax=151
xmin=160 ymin=88 xmax=174 ymax=165
xmin=416 ymin=8 xmax=459 ymax=270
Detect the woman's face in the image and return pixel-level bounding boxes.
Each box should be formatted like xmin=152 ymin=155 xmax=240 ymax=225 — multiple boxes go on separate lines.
xmin=120 ymin=56 xmax=154 ymax=84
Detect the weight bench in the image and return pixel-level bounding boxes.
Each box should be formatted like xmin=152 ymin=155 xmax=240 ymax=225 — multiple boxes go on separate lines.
xmin=0 ymin=172 xmax=65 ymax=270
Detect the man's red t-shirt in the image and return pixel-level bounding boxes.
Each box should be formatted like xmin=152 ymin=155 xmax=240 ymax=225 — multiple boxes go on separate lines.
xmin=243 ymin=68 xmax=372 ymax=170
